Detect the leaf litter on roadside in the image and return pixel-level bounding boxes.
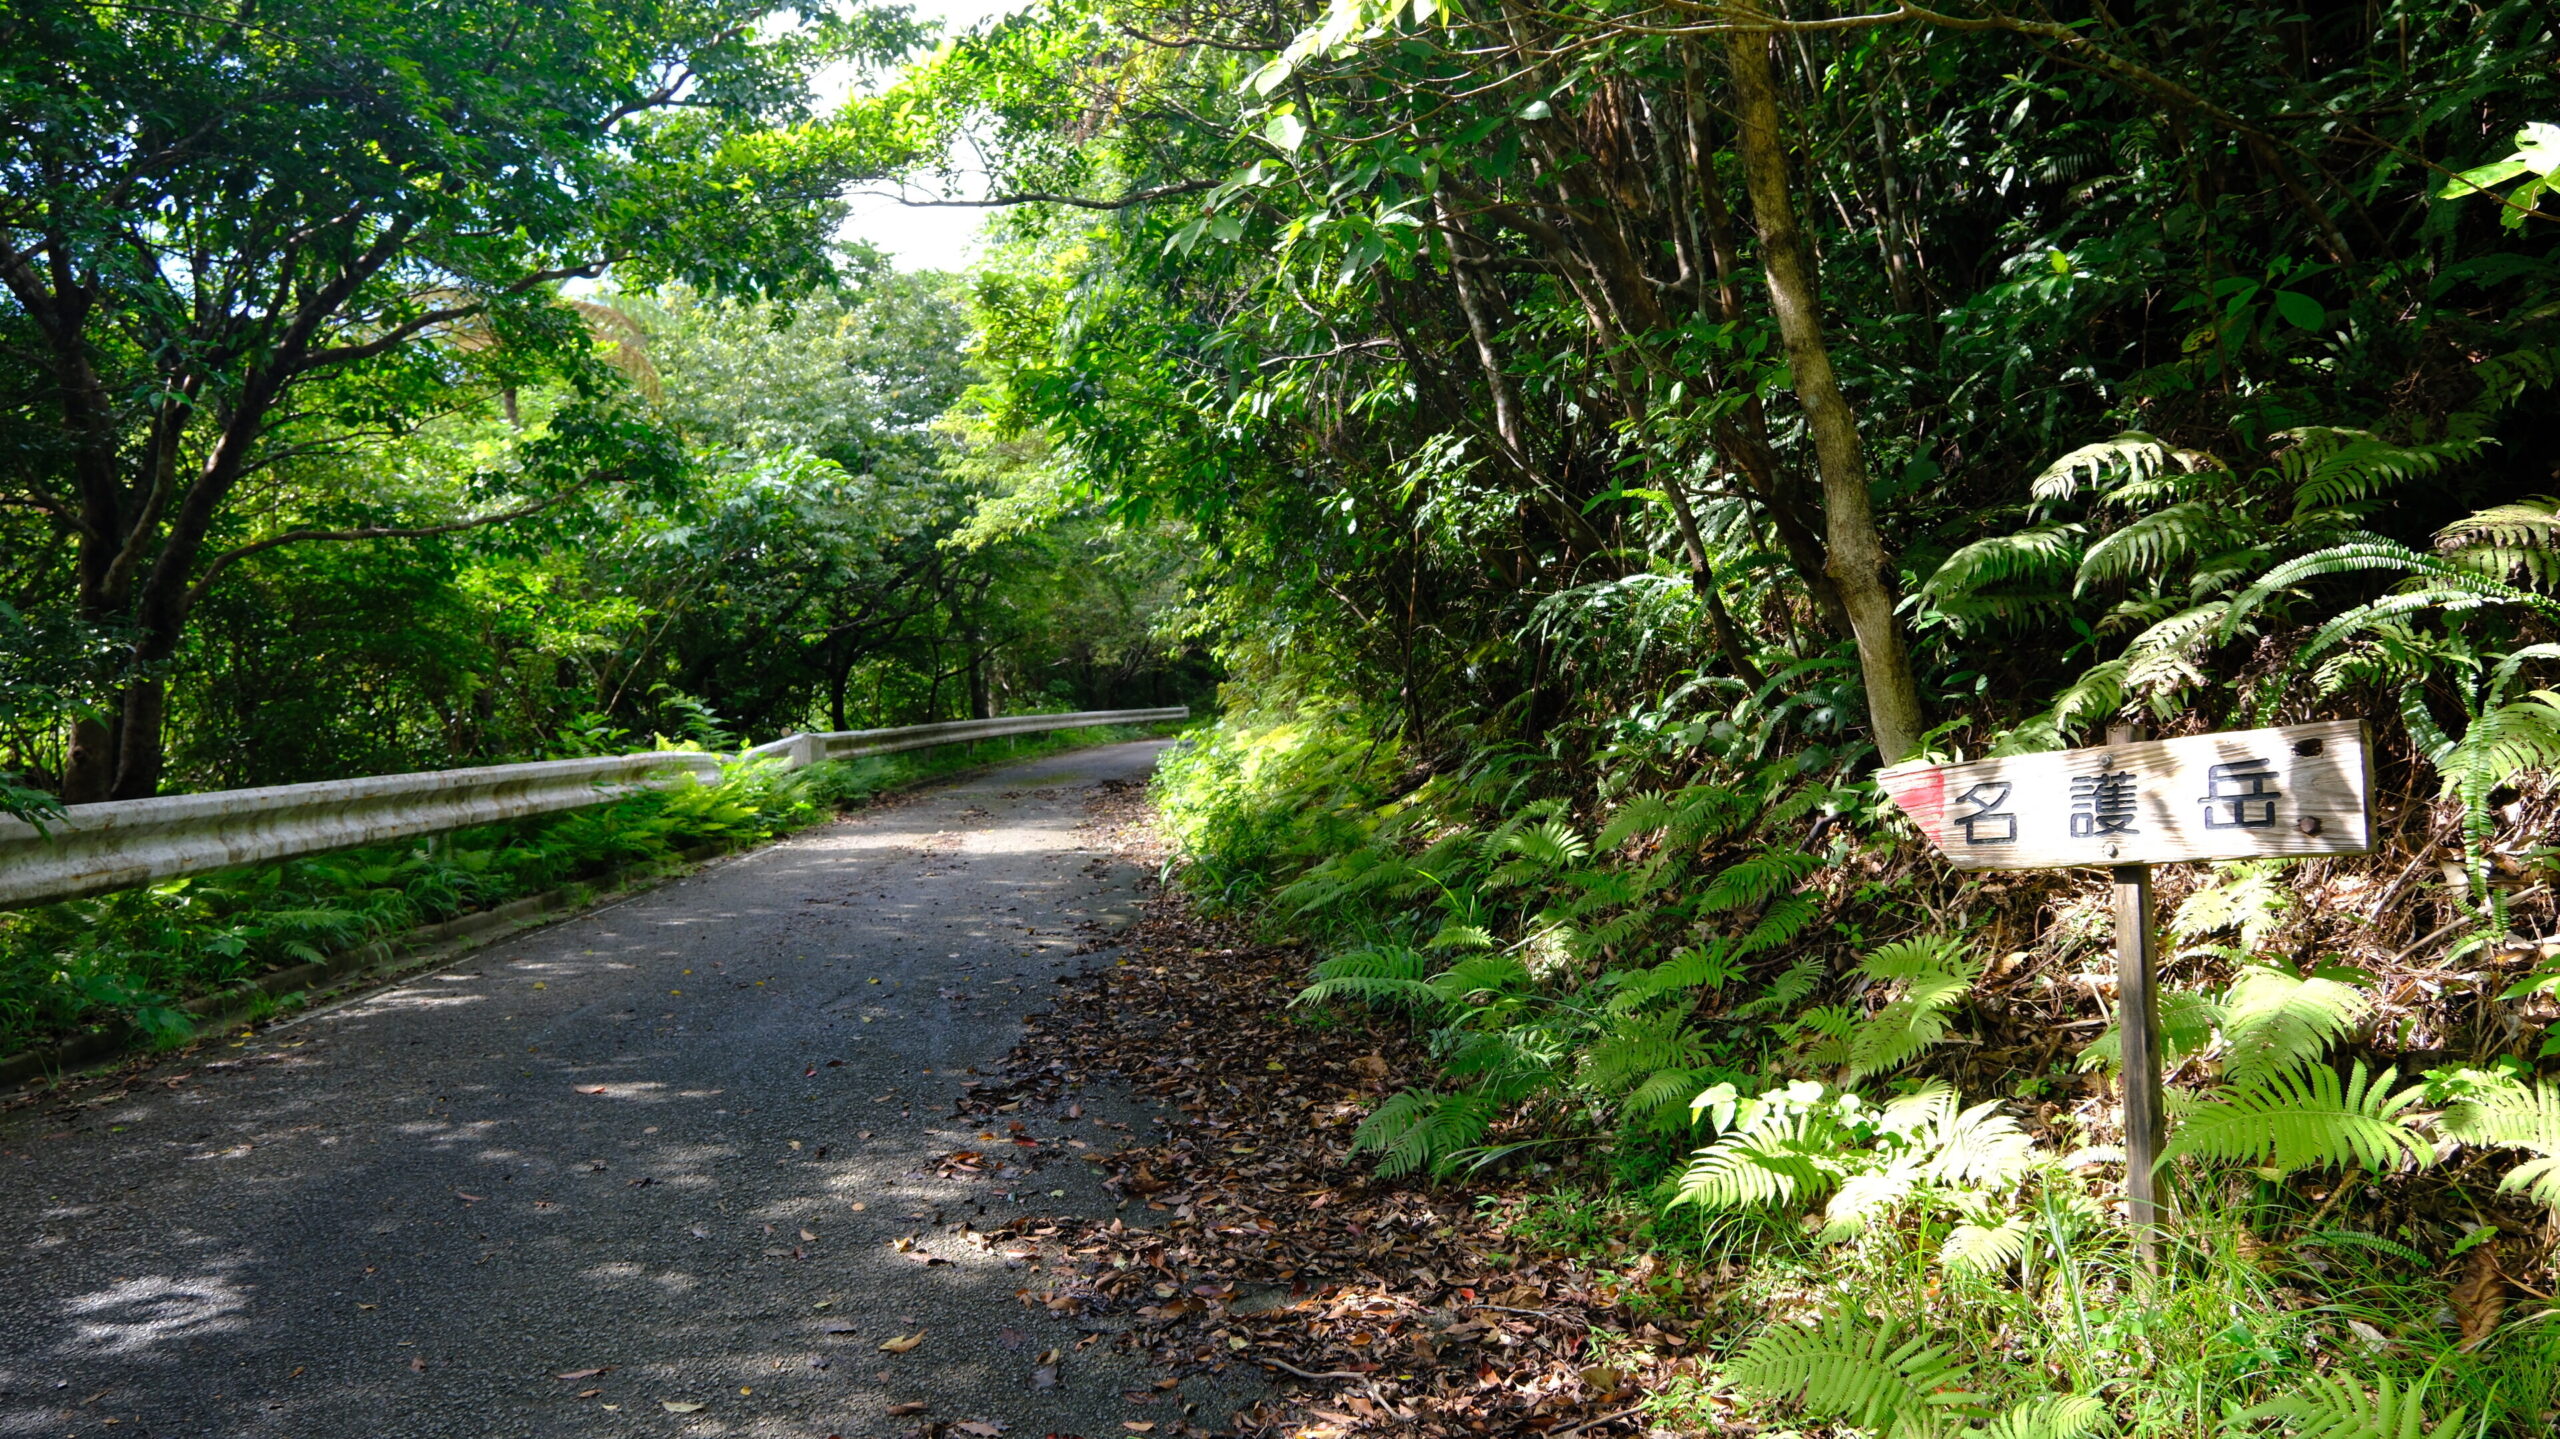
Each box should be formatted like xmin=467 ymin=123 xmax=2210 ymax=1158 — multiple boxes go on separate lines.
xmin=934 ymin=780 xmax=1679 ymax=1438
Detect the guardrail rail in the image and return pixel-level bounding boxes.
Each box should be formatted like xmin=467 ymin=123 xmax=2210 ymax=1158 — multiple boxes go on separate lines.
xmin=0 ymin=707 xmax=1187 ymax=909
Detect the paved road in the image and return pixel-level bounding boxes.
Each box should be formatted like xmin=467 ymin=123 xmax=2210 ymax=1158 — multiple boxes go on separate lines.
xmin=0 ymin=740 xmax=1255 ymax=1438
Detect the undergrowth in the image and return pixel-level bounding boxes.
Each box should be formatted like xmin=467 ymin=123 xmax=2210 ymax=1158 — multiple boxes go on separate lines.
xmin=0 ymin=723 xmax=1162 ymax=1056
xmin=1155 ymin=706 xmax=2560 ymax=1437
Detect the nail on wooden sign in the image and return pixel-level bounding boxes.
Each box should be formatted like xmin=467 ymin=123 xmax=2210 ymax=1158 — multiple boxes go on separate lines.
xmin=1875 ymin=718 xmax=2374 ymax=871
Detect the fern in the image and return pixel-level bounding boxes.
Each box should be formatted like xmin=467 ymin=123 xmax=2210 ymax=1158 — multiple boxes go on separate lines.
xmin=1736 ymin=893 xmax=1819 ymax=956
xmin=1921 ymin=525 xmax=2084 ymax=613
xmin=1732 ymin=958 xmax=1822 ymax=1019
xmin=1726 ymin=1308 xmax=1985 ymax=1437
xmin=2076 ymin=501 xmax=2237 ymax=591
xmin=2280 ymin=426 xmax=2486 ymax=516
xmin=1981 ymin=1394 xmax=2107 ymax=1439
xmin=1939 ymin=1215 xmax=2034 ymax=1275
xmin=2218 ymin=963 xmax=2370 ymax=1088
xmin=2172 ymin=861 xmax=2297 ymax=951
xmin=1351 ymin=1088 xmax=1499 ymax=1178
xmin=1595 ymin=792 xmax=1675 ymax=852
xmin=2236 ymin=1372 xmax=2468 ymax=1439
xmin=2028 ymin=432 xmax=2178 ymax=502
xmin=2439 ymin=495 xmax=2560 ymax=591
xmin=1698 ymin=848 xmax=1820 ymax=913
xmin=1845 ymin=936 xmax=1982 ymax=1081
xmin=2163 ymin=1063 xmax=2429 ymax=1175
xmin=2440 ymin=1079 xmax=2560 ymax=1207
xmin=1608 ymin=940 xmax=1744 ymax=1011
xmin=1295 ymin=945 xmax=1435 ymax=1008
xmin=2076 ymin=987 xmax=2221 ymax=1074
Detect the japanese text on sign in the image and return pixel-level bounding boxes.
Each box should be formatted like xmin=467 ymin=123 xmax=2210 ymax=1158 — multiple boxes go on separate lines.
xmin=1874 ymin=719 xmax=2373 ymax=871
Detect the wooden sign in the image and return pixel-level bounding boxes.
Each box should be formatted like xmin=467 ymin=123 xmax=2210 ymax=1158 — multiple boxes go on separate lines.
xmin=1875 ymin=719 xmax=2373 ymax=872
xmin=1875 ymin=716 xmax=2373 ymax=1272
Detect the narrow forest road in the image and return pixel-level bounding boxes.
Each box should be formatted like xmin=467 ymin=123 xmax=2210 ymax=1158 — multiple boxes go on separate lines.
xmin=0 ymin=740 xmax=1265 ymax=1439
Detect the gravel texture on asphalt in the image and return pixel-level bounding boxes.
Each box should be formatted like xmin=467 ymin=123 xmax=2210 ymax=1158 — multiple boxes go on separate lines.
xmin=0 ymin=739 xmax=1262 ymax=1438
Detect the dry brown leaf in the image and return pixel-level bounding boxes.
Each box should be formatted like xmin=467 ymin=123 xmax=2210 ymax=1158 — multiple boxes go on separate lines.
xmin=554 ymin=1367 xmax=605 ymax=1379
xmin=2453 ymin=1240 xmax=2507 ymax=1352
xmin=887 ymin=1400 xmax=929 ymax=1416
xmin=956 ymin=1423 xmax=1007 ymax=1436
xmin=574 ymin=1085 xmax=609 ymax=1095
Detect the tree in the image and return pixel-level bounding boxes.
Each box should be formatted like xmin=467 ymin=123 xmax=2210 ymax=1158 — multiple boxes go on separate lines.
xmin=0 ymin=0 xmax=915 ymax=798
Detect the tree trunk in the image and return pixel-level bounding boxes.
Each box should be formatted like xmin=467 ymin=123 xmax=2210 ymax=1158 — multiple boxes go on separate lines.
xmin=1724 ymin=28 xmax=1928 ymax=764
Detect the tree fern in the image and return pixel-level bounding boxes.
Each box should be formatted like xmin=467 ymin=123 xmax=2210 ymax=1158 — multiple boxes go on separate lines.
xmin=2163 ymin=1063 xmax=2429 ymax=1175
xmin=2236 ymin=1372 xmax=2468 ymax=1439
xmin=1726 ymin=1308 xmax=1985 ymax=1438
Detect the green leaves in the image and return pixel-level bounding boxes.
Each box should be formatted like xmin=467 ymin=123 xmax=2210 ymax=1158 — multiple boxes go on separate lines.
xmin=1726 ymin=1310 xmax=1985 ymax=1438
xmin=2163 ymin=1062 xmax=2429 ymax=1175
xmin=2437 ymin=121 xmax=2560 ymax=227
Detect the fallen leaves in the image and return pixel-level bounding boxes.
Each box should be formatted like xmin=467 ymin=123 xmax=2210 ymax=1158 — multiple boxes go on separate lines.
xmin=886 ymin=1400 xmax=929 ymax=1416
xmin=660 ymin=1399 xmax=705 ymax=1414
xmin=933 ymin=781 xmax=1661 ymax=1438
xmin=553 ymin=1367 xmax=608 ymax=1380
xmin=2454 ymin=1237 xmax=2508 ymax=1351
xmin=878 ymin=1331 xmax=926 ymax=1353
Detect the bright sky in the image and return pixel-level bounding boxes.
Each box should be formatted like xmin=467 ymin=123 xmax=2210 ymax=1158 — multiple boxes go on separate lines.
xmin=827 ymin=0 xmax=1035 ymax=272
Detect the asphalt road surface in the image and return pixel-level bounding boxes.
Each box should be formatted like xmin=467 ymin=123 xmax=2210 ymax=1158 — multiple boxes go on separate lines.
xmin=0 ymin=739 xmax=1259 ymax=1438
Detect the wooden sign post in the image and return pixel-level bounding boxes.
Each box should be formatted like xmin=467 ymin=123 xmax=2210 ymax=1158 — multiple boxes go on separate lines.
xmin=1876 ymin=718 xmax=2375 ymax=1265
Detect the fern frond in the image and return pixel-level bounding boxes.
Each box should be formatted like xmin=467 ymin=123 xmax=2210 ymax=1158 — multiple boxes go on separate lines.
xmin=1596 ymin=792 xmax=1676 ymax=852
xmin=1845 ymin=937 xmax=1982 ymax=1081
xmin=1609 ymin=940 xmax=1744 ymax=1011
xmin=2172 ymin=862 xmax=2298 ymax=951
xmin=2437 ymin=496 xmax=2560 ymax=591
xmin=1699 ymin=849 xmax=1821 ymax=913
xmin=1922 ymin=525 xmax=2084 ymax=604
xmin=2440 ymin=1080 xmax=2560 ymax=1207
xmin=1351 ymin=1088 xmax=1501 ymax=1178
xmin=1737 ymin=893 xmax=1819 ymax=956
xmin=2163 ymin=1063 xmax=2428 ymax=1174
xmin=2279 ymin=426 xmax=2486 ymax=516
xmin=2239 ymin=1371 xmax=2468 ymax=1439
xmin=1296 ymin=945 xmax=1436 ymax=1009
xmin=1939 ymin=1215 xmax=2035 ymax=1275
xmin=1726 ymin=1308 xmax=1984 ymax=1436
xmin=1732 ymin=959 xmax=1823 ymax=1019
xmin=1982 ymin=1394 xmax=2107 ymax=1439
xmin=2219 ymin=964 xmax=2370 ymax=1088
xmin=2029 ymin=432 xmax=2179 ymax=503
xmin=1924 ymin=1101 xmax=2037 ymax=1188
xmin=2076 ymin=502 xmax=2236 ymax=591
xmin=1673 ymin=1111 xmax=1841 ymax=1211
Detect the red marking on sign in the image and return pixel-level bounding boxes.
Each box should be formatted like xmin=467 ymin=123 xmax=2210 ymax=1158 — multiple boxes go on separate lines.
xmin=1876 ymin=765 xmax=1948 ymax=845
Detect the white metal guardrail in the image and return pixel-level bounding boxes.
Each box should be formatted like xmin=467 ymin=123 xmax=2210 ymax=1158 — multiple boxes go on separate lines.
xmin=0 ymin=707 xmax=1187 ymax=909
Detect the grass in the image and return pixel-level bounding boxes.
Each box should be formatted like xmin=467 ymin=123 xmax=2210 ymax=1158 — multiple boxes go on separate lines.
xmin=0 ymin=720 xmax=1179 ymax=1058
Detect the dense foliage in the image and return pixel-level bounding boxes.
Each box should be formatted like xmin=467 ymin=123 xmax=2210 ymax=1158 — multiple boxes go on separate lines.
xmin=866 ymin=0 xmax=2560 ymax=1432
